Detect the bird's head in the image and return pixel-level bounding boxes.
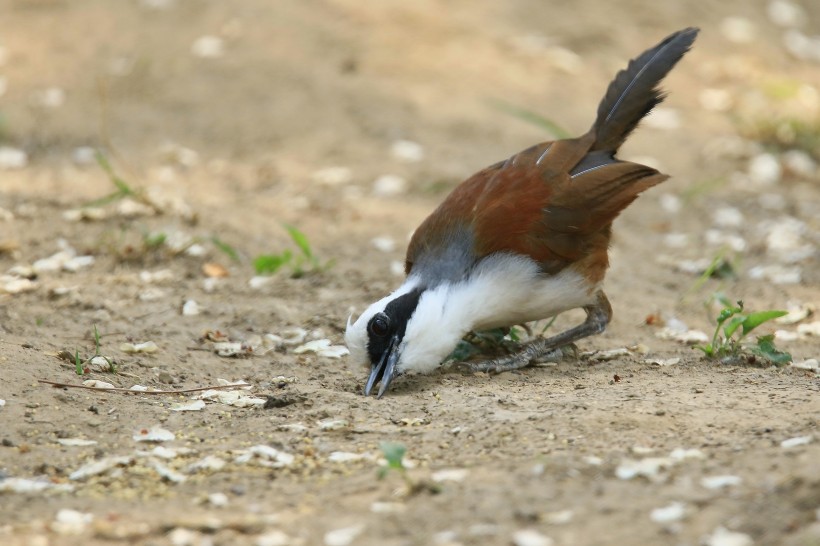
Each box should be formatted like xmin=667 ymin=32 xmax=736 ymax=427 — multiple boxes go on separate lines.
xmin=345 ymin=281 xmax=468 ymax=398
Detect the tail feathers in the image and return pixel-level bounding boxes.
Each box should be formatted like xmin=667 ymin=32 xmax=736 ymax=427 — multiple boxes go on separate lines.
xmin=591 ymin=27 xmax=698 ymax=153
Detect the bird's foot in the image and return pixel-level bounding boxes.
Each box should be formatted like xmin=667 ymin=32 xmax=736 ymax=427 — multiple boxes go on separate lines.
xmin=458 ymin=345 xmax=566 ymax=374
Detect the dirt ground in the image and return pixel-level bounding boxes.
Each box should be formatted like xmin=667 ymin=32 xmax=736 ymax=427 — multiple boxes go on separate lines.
xmin=1 ymin=1 xmax=819 ymax=545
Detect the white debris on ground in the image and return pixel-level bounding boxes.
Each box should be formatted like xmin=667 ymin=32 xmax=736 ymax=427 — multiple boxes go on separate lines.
xmin=293 ymin=339 xmax=350 ymax=358
xmin=511 ymin=529 xmax=554 ymax=546
xmin=780 ymin=435 xmax=813 ymax=448
xmin=234 ymin=445 xmax=295 ymax=468
xmin=133 ymin=426 xmax=176 ymax=443
xmin=650 ymin=502 xmax=687 ymax=523
xmin=120 ymin=341 xmax=159 ymax=353
xmin=324 ymin=524 xmax=365 ymax=546
xmin=701 ymin=475 xmax=743 ymax=489
xmin=704 ymin=526 xmax=753 ymax=546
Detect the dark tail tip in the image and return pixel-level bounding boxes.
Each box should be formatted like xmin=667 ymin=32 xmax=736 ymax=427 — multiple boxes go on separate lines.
xmin=591 ymin=27 xmax=699 ymax=153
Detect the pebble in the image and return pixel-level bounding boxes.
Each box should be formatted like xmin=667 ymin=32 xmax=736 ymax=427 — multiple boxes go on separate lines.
xmin=615 ymin=457 xmax=674 ymax=481
xmin=318 ymin=418 xmax=350 ymax=431
xmin=371 ymin=236 xmax=396 ymax=252
xmin=249 ymin=275 xmax=273 ymax=289
xmin=720 ymin=17 xmax=756 ymax=44
xmin=663 ymin=233 xmax=689 ymax=249
xmin=0 ymin=476 xmax=74 ymax=493
xmin=256 ymin=530 xmax=293 ymax=546
xmin=791 ymin=359 xmax=818 ymax=372
xmin=712 ymin=207 xmax=744 ymax=228
xmin=70 ymin=455 xmax=133 ymax=480
xmin=748 ymin=153 xmax=782 ymax=186
xmin=293 ymin=339 xmax=349 ymax=358
xmin=72 ymin=146 xmax=97 ymax=166
xmin=206 ymin=492 xmax=229 ymax=507
xmin=234 ymin=445 xmax=294 ymax=467
xmin=82 ymin=380 xmax=116 ymax=389
xmin=644 ymin=357 xmax=681 ymax=366
xmin=780 ymin=435 xmax=813 ymax=448
xmin=544 ymin=510 xmax=574 ymax=525
xmin=764 ymin=217 xmax=812 ymax=262
xmin=57 ymin=438 xmax=98 ymax=447
xmin=704 ymin=526 xmax=753 ymax=546
xmin=701 ymin=475 xmax=742 ymax=489
xmin=373 ymin=174 xmax=407 ymax=196
xmin=658 ymin=193 xmax=682 ymax=214
xmin=512 ymin=529 xmax=553 ymax=546
xmin=748 ymin=264 xmax=802 ymax=285
xmin=120 ymin=341 xmax=159 ymax=354
xmin=775 ymin=303 xmax=813 ymax=325
xmin=34 ymin=87 xmax=65 ymax=109
xmin=704 ymin=230 xmax=747 ymax=252
xmin=650 ymin=502 xmax=687 ymax=523
xmin=643 ymin=107 xmax=680 ymax=130
xmin=781 ymin=150 xmax=816 ymax=178
xmin=324 ymin=524 xmax=364 ymax=546
xmin=768 ymin=0 xmax=805 ymax=27
xmin=191 ymin=35 xmax=225 ymax=58
xmin=798 ymin=321 xmax=820 ymax=336
xmin=0 ymin=146 xmax=28 ymax=169
xmin=390 ymin=140 xmax=424 ymax=162
xmin=134 ymin=426 xmax=175 ymax=443
xmin=312 ymin=166 xmax=353 ymax=186
xmin=181 ymin=299 xmax=200 ymax=316
xmin=431 ymin=468 xmax=469 ymax=483
xmin=370 ymin=502 xmax=406 ymax=514
xmin=51 ymin=509 xmax=93 ymax=535
xmin=783 ymin=30 xmax=820 ymax=62
xmin=170 ymin=400 xmax=206 ymax=412
xmin=328 ymin=452 xmax=368 ymax=463
xmin=699 ymin=88 xmax=733 ymax=112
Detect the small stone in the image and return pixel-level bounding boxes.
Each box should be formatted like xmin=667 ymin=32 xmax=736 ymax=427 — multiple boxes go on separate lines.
xmin=699 ymin=88 xmax=733 ymax=112
xmin=712 ymin=207 xmax=743 ymax=228
xmin=720 ymin=17 xmax=756 ymax=44
xmin=431 ymin=468 xmax=469 ymax=483
xmin=51 ymin=509 xmax=93 ymax=535
xmin=643 ymin=107 xmax=680 ymax=130
xmin=658 ymin=193 xmax=682 ymax=214
xmin=256 ymin=530 xmax=292 ymax=546
xmin=780 ymin=435 xmax=812 ymax=448
xmin=782 ymin=150 xmax=816 ymax=178
xmin=133 ymin=426 xmax=175 ymax=443
xmin=747 ymin=264 xmax=801 ymax=285
xmin=768 ymin=0 xmax=805 ymax=27
xmin=544 ymin=510 xmax=573 ymax=525
xmin=701 ymin=475 xmax=742 ymax=489
xmin=512 ymin=529 xmax=553 ymax=546
xmin=0 ymin=147 xmax=27 ymax=169
xmin=370 ymin=502 xmax=406 ymax=514
xmin=72 ymin=146 xmax=97 ymax=166
xmin=311 ymin=166 xmax=353 ymax=186
xmin=206 ymin=492 xmax=229 ymax=507
xmin=191 ymin=35 xmax=224 ymax=58
xmin=704 ymin=526 xmax=753 ymax=546
xmin=650 ymin=502 xmax=686 ymax=523
xmin=390 ymin=140 xmax=424 ymax=162
xmin=181 ymin=299 xmax=200 ymax=316
xmin=790 ymin=359 xmax=818 ymax=372
xmin=748 ymin=153 xmax=782 ymax=186
xmin=324 ymin=524 xmax=364 ymax=546
xmin=371 ymin=236 xmax=396 ymax=252
xmin=373 ymin=174 xmax=407 ymax=196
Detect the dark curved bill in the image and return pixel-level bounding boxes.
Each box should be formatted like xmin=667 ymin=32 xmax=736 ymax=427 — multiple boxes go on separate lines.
xmin=364 ymin=335 xmax=400 ymax=398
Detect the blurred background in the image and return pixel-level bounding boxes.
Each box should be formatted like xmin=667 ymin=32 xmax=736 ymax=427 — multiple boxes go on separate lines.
xmin=1 ymin=3 xmax=819 ymax=545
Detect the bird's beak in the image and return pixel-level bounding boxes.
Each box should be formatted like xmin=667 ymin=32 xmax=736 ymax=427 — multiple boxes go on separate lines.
xmin=364 ymin=334 xmax=400 ymax=399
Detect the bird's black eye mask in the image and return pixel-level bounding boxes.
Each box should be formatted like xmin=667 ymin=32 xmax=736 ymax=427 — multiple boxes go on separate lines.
xmin=366 ymin=288 xmax=423 ymax=365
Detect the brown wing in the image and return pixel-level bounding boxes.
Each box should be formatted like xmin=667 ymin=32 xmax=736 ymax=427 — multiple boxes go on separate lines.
xmin=406 ymin=133 xmax=666 ymax=277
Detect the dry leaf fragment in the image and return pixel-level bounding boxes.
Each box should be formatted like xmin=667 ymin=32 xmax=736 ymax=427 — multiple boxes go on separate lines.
xmin=202 ymin=262 xmax=229 ymax=278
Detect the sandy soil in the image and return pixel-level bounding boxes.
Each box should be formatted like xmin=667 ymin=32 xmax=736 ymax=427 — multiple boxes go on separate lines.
xmin=0 ymin=1 xmax=818 ymax=545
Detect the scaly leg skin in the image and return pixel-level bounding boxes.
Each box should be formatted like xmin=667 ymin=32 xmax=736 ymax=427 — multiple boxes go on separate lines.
xmin=463 ymin=291 xmax=613 ymax=374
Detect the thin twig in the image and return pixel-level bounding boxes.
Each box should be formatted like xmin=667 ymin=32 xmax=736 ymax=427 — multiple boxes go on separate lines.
xmin=38 ymin=380 xmax=251 ymax=395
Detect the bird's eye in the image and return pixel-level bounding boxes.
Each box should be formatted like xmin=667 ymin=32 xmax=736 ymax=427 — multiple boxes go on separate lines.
xmin=368 ymin=313 xmax=390 ymax=337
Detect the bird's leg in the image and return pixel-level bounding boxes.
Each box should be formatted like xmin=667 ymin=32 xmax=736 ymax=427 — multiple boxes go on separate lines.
xmin=462 ymin=291 xmax=612 ymax=373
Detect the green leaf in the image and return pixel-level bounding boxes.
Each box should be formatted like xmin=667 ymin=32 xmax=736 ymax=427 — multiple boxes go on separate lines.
xmin=446 ymin=339 xmax=480 ymax=362
xmin=722 ymin=314 xmax=747 ymax=339
xmin=750 ymin=334 xmax=792 ymax=365
xmin=211 ymin=237 xmax=241 ymax=263
xmin=75 ymin=351 xmax=84 ymax=375
xmin=741 ymin=310 xmax=788 ymax=336
xmin=695 ymin=343 xmax=715 ymax=357
xmin=379 ymin=442 xmax=406 ymax=470
xmin=253 ymin=251 xmax=292 ymax=275
xmin=284 ymin=224 xmax=314 ymax=260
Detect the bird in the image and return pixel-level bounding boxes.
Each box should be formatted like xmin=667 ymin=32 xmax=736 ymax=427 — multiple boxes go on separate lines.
xmin=346 ymin=27 xmax=699 ymax=398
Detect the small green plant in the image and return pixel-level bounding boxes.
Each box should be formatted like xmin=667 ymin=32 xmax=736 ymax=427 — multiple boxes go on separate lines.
xmin=696 ymin=294 xmax=791 ymax=365
xmin=72 ymin=325 xmax=116 ymax=375
xmin=86 ymin=151 xmax=139 ymax=207
xmin=378 ymin=442 xmax=407 ymax=480
xmin=211 ymin=236 xmax=241 ymax=263
xmin=253 ymin=224 xmax=333 ymax=278
xmin=377 ymin=442 xmax=441 ymax=495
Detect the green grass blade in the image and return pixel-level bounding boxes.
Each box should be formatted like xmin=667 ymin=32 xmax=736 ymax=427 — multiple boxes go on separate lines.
xmin=211 ymin=237 xmax=241 ymax=263
xmin=742 ymin=310 xmax=788 ymax=336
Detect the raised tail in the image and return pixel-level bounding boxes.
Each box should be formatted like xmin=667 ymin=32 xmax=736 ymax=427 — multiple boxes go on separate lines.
xmin=590 ymin=27 xmax=698 ymax=153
